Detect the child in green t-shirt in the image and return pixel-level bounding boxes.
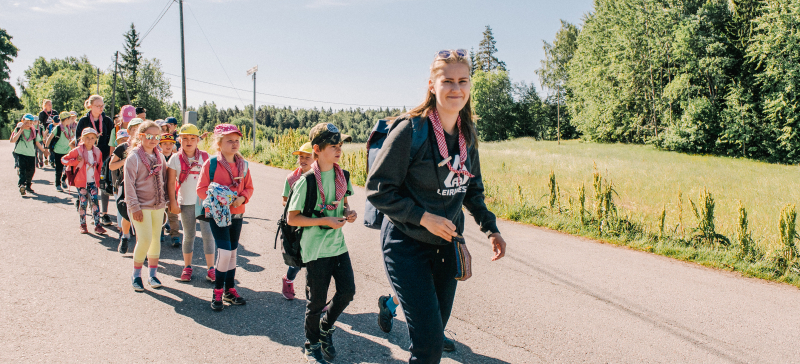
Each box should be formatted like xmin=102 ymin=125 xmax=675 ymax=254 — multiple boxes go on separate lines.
xmin=11 ymin=114 xmax=48 ymax=196
xmin=287 ymin=123 xmax=356 ymax=363
xmin=281 ymin=141 xmax=313 ymax=300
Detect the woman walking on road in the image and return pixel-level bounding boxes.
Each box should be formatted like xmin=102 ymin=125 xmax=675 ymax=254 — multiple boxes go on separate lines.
xmin=366 ymin=49 xmax=507 ymax=364
xmin=76 ymin=95 xmax=115 ymax=226
xmin=124 ymin=121 xmax=169 ymax=292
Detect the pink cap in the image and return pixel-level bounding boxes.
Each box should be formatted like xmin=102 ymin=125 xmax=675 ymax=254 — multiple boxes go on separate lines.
xmin=120 ymin=105 xmax=136 ymax=123
xmin=214 ymin=123 xmax=242 ymax=136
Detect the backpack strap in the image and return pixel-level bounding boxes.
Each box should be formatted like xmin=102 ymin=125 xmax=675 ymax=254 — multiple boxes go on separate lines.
xmin=343 ymin=170 xmax=352 ymax=196
xmin=208 ymin=156 xmax=218 ymax=181
xmin=301 ymin=170 xmax=322 ymax=218
xmin=409 ymin=116 xmax=429 ymax=162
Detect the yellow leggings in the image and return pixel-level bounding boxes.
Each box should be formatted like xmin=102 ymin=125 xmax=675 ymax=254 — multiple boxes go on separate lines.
xmin=131 ymin=208 xmax=166 ymax=264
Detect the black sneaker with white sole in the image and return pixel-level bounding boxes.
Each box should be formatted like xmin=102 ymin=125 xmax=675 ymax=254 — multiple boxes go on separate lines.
xmin=101 ymin=214 xmax=113 ymax=226
xmin=118 ymin=237 xmax=129 ymax=254
xmin=132 ymin=277 xmax=144 ymax=292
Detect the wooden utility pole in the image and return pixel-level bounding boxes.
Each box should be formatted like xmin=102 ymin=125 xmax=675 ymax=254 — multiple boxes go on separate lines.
xmin=247 ymin=66 xmax=258 ymax=150
xmin=179 ymin=0 xmax=187 ymax=117
xmin=111 ymin=52 xmax=118 ymax=120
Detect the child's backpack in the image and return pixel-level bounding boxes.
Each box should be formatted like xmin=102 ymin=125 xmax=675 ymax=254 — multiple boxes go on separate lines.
xmin=275 ymin=169 xmax=351 ymax=267
xmin=363 ymin=116 xmax=428 ymax=229
xmin=195 ymin=155 xmax=249 ymax=220
xmin=100 ymin=156 xmax=114 ymax=195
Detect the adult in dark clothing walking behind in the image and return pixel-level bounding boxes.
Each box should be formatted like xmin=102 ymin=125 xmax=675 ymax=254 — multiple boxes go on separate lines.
xmin=75 ymin=95 xmax=115 ymax=226
xmin=365 ymin=49 xmax=507 ymax=364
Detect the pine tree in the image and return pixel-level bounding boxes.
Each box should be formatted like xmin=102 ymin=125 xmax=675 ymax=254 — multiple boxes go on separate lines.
xmin=469 ymin=47 xmax=477 ymax=75
xmin=475 ymin=25 xmax=506 ymax=72
xmin=120 ymin=23 xmax=141 ymax=103
xmin=0 ymin=28 xmax=22 ymax=133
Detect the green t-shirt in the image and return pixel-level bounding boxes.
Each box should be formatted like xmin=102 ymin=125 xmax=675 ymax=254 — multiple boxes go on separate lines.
xmin=14 ymin=129 xmax=42 ymax=157
xmin=282 ymin=179 xmax=292 ymax=198
xmin=288 ymin=169 xmax=353 ymax=263
xmin=53 ymin=127 xmax=72 ymax=154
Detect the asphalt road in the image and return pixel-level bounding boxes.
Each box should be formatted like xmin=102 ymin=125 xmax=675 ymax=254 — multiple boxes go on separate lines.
xmin=2 ymin=142 xmax=800 ymax=363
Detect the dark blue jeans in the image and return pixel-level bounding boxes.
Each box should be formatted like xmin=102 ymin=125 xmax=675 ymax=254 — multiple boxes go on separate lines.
xmin=305 ymin=252 xmax=355 ymax=344
xmin=382 ymin=220 xmax=457 ymax=364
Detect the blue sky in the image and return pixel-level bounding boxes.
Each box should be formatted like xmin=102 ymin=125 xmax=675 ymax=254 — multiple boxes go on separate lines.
xmin=2 ymin=0 xmax=593 ymax=111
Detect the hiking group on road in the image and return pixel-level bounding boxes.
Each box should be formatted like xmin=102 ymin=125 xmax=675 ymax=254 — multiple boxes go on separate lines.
xmin=8 ymin=49 xmax=507 ymax=364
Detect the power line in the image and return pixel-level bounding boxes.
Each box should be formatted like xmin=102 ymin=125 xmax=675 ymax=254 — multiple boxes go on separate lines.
xmin=169 ymin=85 xmax=293 ymax=108
xmin=184 ymin=2 xmax=248 ymax=107
xmin=141 ymin=0 xmax=175 ymax=42
xmin=163 ymin=72 xmax=405 ymax=108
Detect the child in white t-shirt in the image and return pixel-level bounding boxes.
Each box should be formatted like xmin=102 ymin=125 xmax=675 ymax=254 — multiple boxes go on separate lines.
xmin=167 ymin=124 xmax=215 ymax=283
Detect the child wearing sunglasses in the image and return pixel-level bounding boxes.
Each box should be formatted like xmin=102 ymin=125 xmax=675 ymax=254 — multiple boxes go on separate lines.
xmin=61 ymin=128 xmax=106 ymax=234
xmin=124 ymin=120 xmax=169 ymax=292
xmin=197 ymin=124 xmax=254 ymax=311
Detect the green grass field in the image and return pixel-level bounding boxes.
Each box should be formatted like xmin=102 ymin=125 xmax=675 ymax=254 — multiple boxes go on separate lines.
xmin=230 ymin=131 xmax=800 ymax=286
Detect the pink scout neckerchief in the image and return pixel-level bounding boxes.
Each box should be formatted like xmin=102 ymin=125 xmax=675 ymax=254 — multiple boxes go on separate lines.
xmin=428 ymin=108 xmax=475 ymax=186
xmin=78 ymin=143 xmax=98 ymax=167
xmin=61 ymin=123 xmax=75 ymax=140
xmin=217 ymin=153 xmax=246 ymax=188
xmin=23 ymin=127 xmax=37 ymax=142
xmin=287 ymin=166 xmax=304 ymax=188
xmin=311 ymin=160 xmax=346 ymax=211
xmin=88 ymin=112 xmax=103 ymax=135
xmin=179 ymin=148 xmax=203 ymax=170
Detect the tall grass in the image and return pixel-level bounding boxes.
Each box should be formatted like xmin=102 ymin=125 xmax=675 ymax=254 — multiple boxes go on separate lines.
xmin=224 ymin=133 xmax=800 ymax=287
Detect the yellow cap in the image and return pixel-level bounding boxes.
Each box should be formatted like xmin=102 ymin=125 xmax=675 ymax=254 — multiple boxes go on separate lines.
xmin=178 ymin=124 xmax=201 ymax=136
xmin=292 ymin=142 xmax=313 ymax=156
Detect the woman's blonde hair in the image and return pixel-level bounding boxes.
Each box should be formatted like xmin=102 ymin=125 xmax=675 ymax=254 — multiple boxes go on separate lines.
xmin=407 ymin=50 xmax=478 ymax=147
xmin=84 ymin=95 xmax=103 ymax=109
xmin=129 ymin=121 xmax=159 ymax=150
xmin=41 ymin=99 xmax=52 ymax=110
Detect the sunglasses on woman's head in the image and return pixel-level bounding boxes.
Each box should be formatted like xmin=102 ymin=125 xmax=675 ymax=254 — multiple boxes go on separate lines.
xmin=139 ymin=133 xmax=162 ymax=141
xmin=435 ymin=49 xmax=468 ymax=60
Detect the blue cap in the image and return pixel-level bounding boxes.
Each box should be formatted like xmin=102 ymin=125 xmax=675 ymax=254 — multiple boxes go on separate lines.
xmin=165 ymin=117 xmax=178 ymax=125
xmin=22 ymin=114 xmax=35 ymax=121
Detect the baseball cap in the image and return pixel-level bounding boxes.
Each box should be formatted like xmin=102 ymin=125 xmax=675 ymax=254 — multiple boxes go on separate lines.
xmin=178 ymin=124 xmax=201 ymax=136
xmin=127 ymin=118 xmax=144 ymax=130
xmin=155 ymin=119 xmax=167 ymax=126
xmin=160 ymin=133 xmax=176 ymax=143
xmin=116 ymin=129 xmax=130 ymax=140
xmin=292 ymin=142 xmax=313 ymax=156
xmin=135 ymin=107 xmax=146 ymax=114
xmin=22 ymin=114 xmax=35 ymax=121
xmin=165 ymin=117 xmax=178 ymax=125
xmin=69 ymin=111 xmax=77 ymax=117
xmin=214 ymin=124 xmax=242 ymax=136
xmin=120 ymin=105 xmax=136 ymax=123
xmin=309 ymin=123 xmax=351 ymax=147
xmin=81 ymin=128 xmax=99 ymax=137
xmin=59 ymin=111 xmax=71 ymax=120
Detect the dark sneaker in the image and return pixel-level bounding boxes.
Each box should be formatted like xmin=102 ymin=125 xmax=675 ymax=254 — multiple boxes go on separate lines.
xmin=148 ymin=276 xmax=163 ymax=289
xmin=171 ymin=236 xmax=181 ymax=247
xmin=304 ymin=343 xmax=330 ymax=364
xmin=101 ymin=214 xmax=113 ymax=226
xmin=25 ymin=187 xmax=35 ymax=194
xmin=443 ymin=335 xmax=456 ymax=352
xmin=319 ymin=320 xmax=337 ymax=361
xmin=61 ymin=181 xmax=68 ymax=189
xmin=19 ymin=186 xmax=25 ymax=196
xmin=132 ymin=277 xmax=145 ymax=292
xmin=56 ymin=185 xmax=63 ymax=192
xmin=94 ymin=225 xmax=107 ymax=235
xmin=223 ymin=288 xmax=246 ymax=305
xmin=79 ymin=224 xmax=89 ymax=234
xmin=118 ymin=237 xmax=129 ymax=254
xmin=211 ymin=289 xmax=224 ymax=311
xmin=378 ymin=295 xmax=396 ymax=333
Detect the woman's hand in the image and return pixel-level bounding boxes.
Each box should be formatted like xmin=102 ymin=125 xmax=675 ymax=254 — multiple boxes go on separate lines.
xmin=230 ymin=196 xmax=246 ymax=208
xmin=324 ymin=217 xmax=346 ymax=229
xmin=132 ymin=210 xmax=144 ymax=223
xmin=489 ymin=233 xmax=506 ymax=261
xmin=420 ymin=212 xmax=457 ymax=241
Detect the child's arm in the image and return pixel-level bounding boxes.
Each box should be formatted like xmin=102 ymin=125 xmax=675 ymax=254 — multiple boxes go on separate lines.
xmin=343 ymin=197 xmax=357 ymax=223
xmin=109 ymin=154 xmax=125 ymax=171
xmin=61 ymin=148 xmax=81 ymax=167
xmin=287 ymin=210 xmax=345 ymax=229
xmin=282 ymin=196 xmax=288 ymax=206
xmin=167 ymin=168 xmax=180 ymax=214
xmin=124 ymin=156 xmax=143 ymax=220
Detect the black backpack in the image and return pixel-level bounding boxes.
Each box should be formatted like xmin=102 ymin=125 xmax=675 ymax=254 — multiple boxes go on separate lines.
xmin=274 ymin=169 xmax=351 ymax=267
xmin=363 ymin=116 xmax=428 ymax=229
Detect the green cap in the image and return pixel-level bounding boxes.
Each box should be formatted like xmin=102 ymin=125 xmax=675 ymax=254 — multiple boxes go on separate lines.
xmin=59 ymin=111 xmax=71 ymax=121
xmin=309 ymin=123 xmax=351 ymax=147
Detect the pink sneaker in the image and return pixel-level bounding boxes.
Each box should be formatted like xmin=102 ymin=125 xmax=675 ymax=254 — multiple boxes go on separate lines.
xmin=282 ymin=276 xmax=295 ymax=300
xmin=206 ymin=267 xmax=216 ymax=282
xmin=180 ymin=266 xmax=193 ymax=282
